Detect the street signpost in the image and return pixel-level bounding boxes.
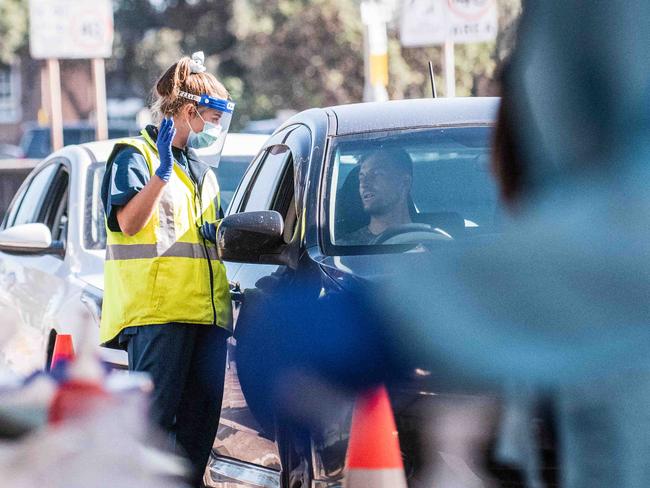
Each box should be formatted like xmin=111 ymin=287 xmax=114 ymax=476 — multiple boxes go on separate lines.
xmin=29 ymin=0 xmax=114 ymax=147
xmin=400 ymin=0 xmax=498 ymax=97
xmin=361 ymin=1 xmax=391 ymax=102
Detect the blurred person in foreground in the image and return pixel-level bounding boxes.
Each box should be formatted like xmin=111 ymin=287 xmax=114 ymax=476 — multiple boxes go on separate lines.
xmin=372 ymin=2 xmax=650 ymax=487
xmin=100 ymin=52 xmax=234 ymax=486
xmin=255 ymin=2 xmax=650 ymax=487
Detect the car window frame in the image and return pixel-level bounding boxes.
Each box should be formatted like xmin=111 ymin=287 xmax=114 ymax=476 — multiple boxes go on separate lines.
xmin=83 ymin=162 xmax=107 ymax=250
xmin=239 ymin=146 xmax=292 ymax=213
xmin=227 ymin=150 xmax=266 ymax=216
xmin=230 ymin=127 xmax=294 ymax=214
xmin=320 ymin=123 xmax=496 ymax=256
xmin=229 ymin=125 xmax=312 ymax=249
xmin=42 ymin=164 xmax=70 ymax=247
xmin=2 ymin=161 xmax=61 ymax=230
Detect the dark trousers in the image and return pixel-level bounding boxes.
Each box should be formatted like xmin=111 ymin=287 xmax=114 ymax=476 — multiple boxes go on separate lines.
xmin=124 ymin=323 xmax=229 ymax=486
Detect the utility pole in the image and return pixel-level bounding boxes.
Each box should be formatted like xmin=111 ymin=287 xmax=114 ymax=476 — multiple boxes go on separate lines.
xmin=443 ymin=40 xmax=456 ymax=98
xmin=361 ymin=1 xmax=389 ymax=102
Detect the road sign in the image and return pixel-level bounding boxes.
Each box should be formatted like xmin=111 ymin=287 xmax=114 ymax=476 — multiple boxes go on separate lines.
xmin=447 ymin=0 xmax=498 ymax=43
xmin=29 ymin=0 xmax=114 ymax=59
xmin=400 ymin=0 xmax=498 ymax=47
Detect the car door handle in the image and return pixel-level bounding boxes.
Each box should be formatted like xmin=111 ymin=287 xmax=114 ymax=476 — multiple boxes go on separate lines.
xmin=229 ymin=281 xmax=244 ymax=303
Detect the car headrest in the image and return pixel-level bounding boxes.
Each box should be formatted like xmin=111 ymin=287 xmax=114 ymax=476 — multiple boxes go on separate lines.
xmin=335 ymin=166 xmax=369 ymax=235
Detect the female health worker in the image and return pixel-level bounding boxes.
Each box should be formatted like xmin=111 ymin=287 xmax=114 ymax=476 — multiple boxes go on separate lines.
xmin=100 ymin=51 xmax=233 ymax=486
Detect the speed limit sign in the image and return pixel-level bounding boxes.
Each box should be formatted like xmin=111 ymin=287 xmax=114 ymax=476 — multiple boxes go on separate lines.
xmin=29 ymin=0 xmax=114 ymax=59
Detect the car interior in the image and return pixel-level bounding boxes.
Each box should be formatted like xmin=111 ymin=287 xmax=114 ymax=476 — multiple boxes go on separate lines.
xmin=331 ymin=126 xmax=500 ymax=248
xmin=334 ymin=163 xmax=467 ymax=242
xmin=270 ymin=155 xmax=298 ymax=244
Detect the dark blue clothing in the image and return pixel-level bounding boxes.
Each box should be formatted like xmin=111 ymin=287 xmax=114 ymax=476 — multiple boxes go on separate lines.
xmin=125 ymin=323 xmax=228 ymax=486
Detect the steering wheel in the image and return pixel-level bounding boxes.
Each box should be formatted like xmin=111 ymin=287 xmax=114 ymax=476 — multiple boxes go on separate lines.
xmin=371 ymin=223 xmax=453 ymax=245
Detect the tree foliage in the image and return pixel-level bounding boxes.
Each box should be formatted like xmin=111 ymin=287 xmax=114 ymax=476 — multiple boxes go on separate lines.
xmin=229 ymin=0 xmax=365 ymax=123
xmin=0 ymin=0 xmax=28 ymax=65
xmin=0 ymin=0 xmax=521 ymax=123
xmin=107 ymin=0 xmax=522 ymax=126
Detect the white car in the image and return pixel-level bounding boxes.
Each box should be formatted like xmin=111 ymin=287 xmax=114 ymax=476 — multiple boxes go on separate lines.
xmin=0 ymin=133 xmax=267 ymax=375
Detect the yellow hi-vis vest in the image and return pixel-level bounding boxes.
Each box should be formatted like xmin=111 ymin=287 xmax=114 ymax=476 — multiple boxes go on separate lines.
xmin=100 ymin=129 xmax=232 ymax=347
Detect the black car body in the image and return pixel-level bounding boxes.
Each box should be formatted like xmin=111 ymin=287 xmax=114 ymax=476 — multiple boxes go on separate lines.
xmin=206 ymin=97 xmax=503 ymax=487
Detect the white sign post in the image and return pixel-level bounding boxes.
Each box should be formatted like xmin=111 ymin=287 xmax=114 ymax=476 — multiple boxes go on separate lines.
xmin=400 ymin=0 xmax=498 ymax=97
xmin=361 ymin=1 xmax=390 ymax=102
xmin=29 ymin=0 xmax=114 ymax=147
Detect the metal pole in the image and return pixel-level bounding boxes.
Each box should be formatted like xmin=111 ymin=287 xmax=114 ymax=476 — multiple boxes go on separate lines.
xmin=361 ymin=1 xmax=389 ymax=102
xmin=92 ymin=58 xmax=108 ymax=140
xmin=47 ymin=58 xmax=63 ymax=151
xmin=443 ymin=40 xmax=456 ymax=98
xmin=39 ymin=63 xmax=49 ymax=125
xmin=428 ymin=61 xmax=437 ymax=98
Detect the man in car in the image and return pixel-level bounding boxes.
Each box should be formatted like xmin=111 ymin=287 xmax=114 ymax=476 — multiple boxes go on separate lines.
xmin=339 ymin=147 xmax=414 ymax=244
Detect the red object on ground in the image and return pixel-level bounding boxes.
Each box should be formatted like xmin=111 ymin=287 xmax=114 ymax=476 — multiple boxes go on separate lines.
xmin=344 ymin=385 xmax=407 ymax=487
xmin=50 ymin=334 xmax=75 ymax=369
xmin=48 ymin=380 xmax=109 ymax=425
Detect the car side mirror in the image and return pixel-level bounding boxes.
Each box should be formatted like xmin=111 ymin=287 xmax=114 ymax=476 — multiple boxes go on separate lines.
xmin=0 ymin=223 xmax=64 ymax=256
xmin=217 ymin=211 xmax=286 ymax=264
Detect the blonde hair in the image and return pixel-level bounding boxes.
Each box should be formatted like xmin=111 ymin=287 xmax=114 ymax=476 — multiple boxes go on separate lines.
xmin=150 ymin=56 xmax=229 ymax=121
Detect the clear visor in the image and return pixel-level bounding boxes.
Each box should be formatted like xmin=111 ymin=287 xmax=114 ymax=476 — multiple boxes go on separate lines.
xmin=202 ymin=108 xmax=233 ymax=165
xmin=180 ymin=91 xmax=235 ymax=165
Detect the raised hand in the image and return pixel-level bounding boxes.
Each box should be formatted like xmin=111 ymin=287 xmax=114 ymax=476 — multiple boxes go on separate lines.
xmin=155 ymin=117 xmax=176 ymax=183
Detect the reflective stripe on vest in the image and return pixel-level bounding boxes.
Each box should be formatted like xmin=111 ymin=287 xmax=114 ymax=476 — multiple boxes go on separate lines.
xmin=100 ymin=130 xmax=232 ymax=346
xmin=106 ymin=242 xmax=219 ymax=260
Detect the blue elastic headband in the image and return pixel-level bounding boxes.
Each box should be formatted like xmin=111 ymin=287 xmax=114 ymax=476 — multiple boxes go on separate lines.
xmin=178 ymin=91 xmax=235 ymax=113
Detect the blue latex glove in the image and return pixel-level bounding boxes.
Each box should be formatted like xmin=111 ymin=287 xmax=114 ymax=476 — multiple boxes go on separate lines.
xmin=200 ymin=222 xmax=217 ymax=244
xmin=155 ymin=117 xmax=176 ymax=182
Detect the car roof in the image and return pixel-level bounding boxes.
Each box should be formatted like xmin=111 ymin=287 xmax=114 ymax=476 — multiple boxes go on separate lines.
xmin=326 ymin=97 xmax=499 ymax=136
xmin=79 ymin=132 xmax=268 ymax=163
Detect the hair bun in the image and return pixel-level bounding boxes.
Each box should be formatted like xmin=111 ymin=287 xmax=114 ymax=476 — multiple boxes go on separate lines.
xmin=189 ymin=51 xmax=206 ymax=74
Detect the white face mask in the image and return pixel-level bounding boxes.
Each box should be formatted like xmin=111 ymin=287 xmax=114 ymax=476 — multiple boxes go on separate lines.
xmin=187 ymin=111 xmax=223 ymax=149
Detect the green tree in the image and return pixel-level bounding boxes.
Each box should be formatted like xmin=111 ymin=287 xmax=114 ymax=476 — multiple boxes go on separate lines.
xmin=107 ymin=0 xmax=521 ymax=128
xmin=0 ymin=0 xmax=28 ymax=64
xmin=229 ymin=0 xmax=365 ymax=125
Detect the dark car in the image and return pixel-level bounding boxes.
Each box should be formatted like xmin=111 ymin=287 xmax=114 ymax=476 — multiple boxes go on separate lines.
xmin=19 ymin=122 xmax=141 ymax=159
xmin=205 ymin=98 xmax=518 ymax=487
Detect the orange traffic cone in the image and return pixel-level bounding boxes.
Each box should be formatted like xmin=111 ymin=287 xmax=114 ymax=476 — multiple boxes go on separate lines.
xmin=50 ymin=334 xmax=75 ymax=370
xmin=344 ymin=385 xmax=407 ymax=488
xmin=48 ymin=333 xmax=109 ymax=425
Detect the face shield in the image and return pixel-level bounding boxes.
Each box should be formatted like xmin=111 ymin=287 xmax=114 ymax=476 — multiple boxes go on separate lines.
xmin=179 ymin=91 xmax=235 ymax=164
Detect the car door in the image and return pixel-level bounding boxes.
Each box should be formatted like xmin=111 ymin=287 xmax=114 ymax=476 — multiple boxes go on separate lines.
xmin=208 ymin=125 xmax=312 ymax=487
xmin=0 ymin=160 xmax=71 ymax=374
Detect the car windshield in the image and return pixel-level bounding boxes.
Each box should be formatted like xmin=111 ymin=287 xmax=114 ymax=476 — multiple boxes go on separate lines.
xmin=85 ymin=155 xmax=251 ymax=249
xmin=326 ymin=126 xmax=500 ymax=254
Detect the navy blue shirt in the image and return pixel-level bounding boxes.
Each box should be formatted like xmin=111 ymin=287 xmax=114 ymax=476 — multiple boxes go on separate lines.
xmin=101 ymin=130 xmax=190 ymax=233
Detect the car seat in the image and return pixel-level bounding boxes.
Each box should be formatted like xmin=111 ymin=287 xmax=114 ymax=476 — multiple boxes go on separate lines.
xmin=335 ymin=165 xmax=369 ymax=236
